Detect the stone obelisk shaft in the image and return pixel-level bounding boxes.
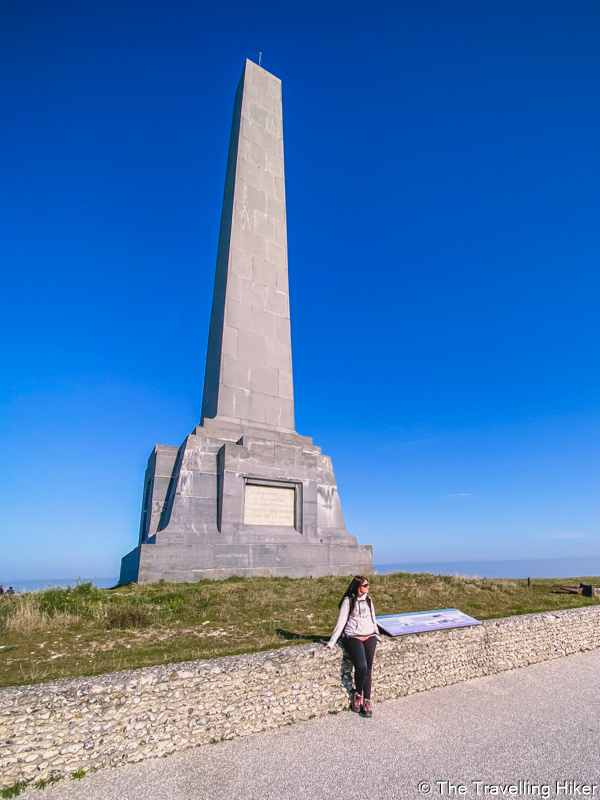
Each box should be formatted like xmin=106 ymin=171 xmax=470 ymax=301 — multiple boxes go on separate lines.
xmin=119 ymin=59 xmax=373 ymax=585
xmin=201 ymin=60 xmax=294 ymax=431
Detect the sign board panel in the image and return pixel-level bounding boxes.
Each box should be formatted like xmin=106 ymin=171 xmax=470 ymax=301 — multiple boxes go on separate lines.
xmin=375 ymin=608 xmax=481 ymax=636
xmin=244 ymin=485 xmax=295 ymax=526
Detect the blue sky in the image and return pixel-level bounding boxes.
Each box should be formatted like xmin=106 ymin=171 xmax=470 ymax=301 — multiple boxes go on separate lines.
xmin=2 ymin=0 xmax=600 ymax=580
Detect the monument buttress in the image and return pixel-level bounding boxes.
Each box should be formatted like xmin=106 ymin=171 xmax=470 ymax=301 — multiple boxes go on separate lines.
xmin=119 ymin=60 xmax=373 ymax=583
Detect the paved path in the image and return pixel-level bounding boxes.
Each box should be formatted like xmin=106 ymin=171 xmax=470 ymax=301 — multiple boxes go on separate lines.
xmin=21 ymin=649 xmax=600 ymax=800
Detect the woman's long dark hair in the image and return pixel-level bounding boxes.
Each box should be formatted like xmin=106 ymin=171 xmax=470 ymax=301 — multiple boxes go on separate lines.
xmin=339 ymin=575 xmax=371 ymax=617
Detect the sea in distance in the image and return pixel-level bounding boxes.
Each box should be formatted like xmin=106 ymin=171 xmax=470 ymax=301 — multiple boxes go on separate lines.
xmin=374 ymin=556 xmax=600 ymax=580
xmin=4 ymin=557 xmax=600 ymax=592
xmin=2 ymin=577 xmax=119 ymax=593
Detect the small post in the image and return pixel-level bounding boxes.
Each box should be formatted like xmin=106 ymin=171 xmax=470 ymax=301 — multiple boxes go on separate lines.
xmin=527 ymin=577 xmax=531 ymax=587
xmin=258 ymin=52 xmax=262 ymax=66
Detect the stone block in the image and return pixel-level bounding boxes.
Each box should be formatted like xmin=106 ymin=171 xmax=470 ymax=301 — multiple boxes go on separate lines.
xmin=230 ymin=247 xmax=253 ymax=279
xmin=251 ymin=307 xmax=278 ymax=341
xmin=154 ymin=448 xmax=178 ymax=476
xmin=274 ymin=442 xmax=302 ymax=460
xmin=317 ymin=486 xmax=346 ymax=529
xmin=279 ymin=370 xmax=294 ymax=400
xmin=249 ymin=103 xmax=267 ymax=128
xmin=265 ymin=287 xmax=288 ymax=317
xmin=272 ymin=566 xmax=308 ymax=578
xmin=245 ymin=184 xmax=267 ymax=215
xmin=274 ymin=175 xmax=285 ymax=201
xmin=248 ymin=62 xmax=269 ymax=91
xmin=265 ymin=151 xmax=284 ymax=179
xmin=303 ymin=481 xmax=317 ymax=504
xmin=221 ymin=325 xmax=238 ymax=357
xmin=328 ymin=545 xmax=362 ymax=567
xmin=253 ymin=258 xmax=277 ymax=288
xmin=265 ymin=239 xmax=286 ymax=269
xmin=265 ymin=339 xmax=290 ymax=371
xmin=258 ymin=88 xmax=275 ymax=115
xmin=241 ymin=228 xmax=266 ymax=260
xmin=274 ymin=218 xmax=287 ymax=247
xmin=240 ymin=116 xmax=262 ymax=149
xmin=171 ymin=497 xmax=218 ymax=528
xmin=277 ymin=316 xmax=291 ymax=345
xmin=221 ymin=355 xmax=251 ymax=391
xmin=151 ymin=476 xmax=172 ymax=501
xmin=242 ymin=438 xmax=275 ymax=457
xmin=215 ymin=385 xmax=236 ymax=419
xmin=225 ymin=298 xmax=252 ymax=334
xmin=237 ymin=156 xmax=259 ymax=189
xmin=253 ymin=210 xmax=277 ymax=240
xmin=193 ymin=472 xmax=218 ymax=499
xmin=276 ymin=545 xmax=329 ymax=567
xmin=266 ymin=114 xmax=283 ymax=140
xmin=258 ymin=168 xmax=275 ymax=196
xmin=238 ymin=389 xmax=267 ymax=424
xmin=250 ymin=545 xmax=278 ymax=567
xmin=266 ymin=74 xmax=281 ymax=99
xmin=251 ymin=364 xmax=279 ymax=396
xmin=214 ymin=546 xmax=250 ymax=568
xmin=255 ymin=125 xmax=278 ymax=156
xmin=266 ymin=194 xmax=285 ymax=221
xmin=240 ymin=138 xmax=267 ymax=170
xmin=237 ymin=329 xmax=266 ymax=366
xmin=178 ymin=470 xmax=194 ymax=496
xmin=242 ymin=79 xmax=260 ymax=104
xmin=233 ymin=199 xmax=252 ymax=230
xmin=264 ymin=396 xmax=294 ymax=429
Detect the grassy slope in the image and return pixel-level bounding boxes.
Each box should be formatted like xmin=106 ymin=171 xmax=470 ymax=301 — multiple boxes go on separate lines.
xmin=0 ymin=572 xmax=598 ymax=689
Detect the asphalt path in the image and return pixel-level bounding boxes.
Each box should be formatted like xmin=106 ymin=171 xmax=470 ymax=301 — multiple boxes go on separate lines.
xmin=20 ymin=649 xmax=600 ymax=800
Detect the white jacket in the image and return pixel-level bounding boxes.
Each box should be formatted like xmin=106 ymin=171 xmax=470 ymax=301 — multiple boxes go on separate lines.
xmin=327 ymin=595 xmax=379 ymax=647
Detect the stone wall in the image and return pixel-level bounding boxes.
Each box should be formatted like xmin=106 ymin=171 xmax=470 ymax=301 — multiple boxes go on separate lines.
xmin=2 ymin=606 xmax=600 ymax=786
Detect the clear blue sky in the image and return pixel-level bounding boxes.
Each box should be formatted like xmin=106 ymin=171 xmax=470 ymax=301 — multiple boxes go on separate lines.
xmin=2 ymin=0 xmax=600 ymax=580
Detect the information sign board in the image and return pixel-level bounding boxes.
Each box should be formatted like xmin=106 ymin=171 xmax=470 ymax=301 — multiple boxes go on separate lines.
xmin=375 ymin=608 xmax=481 ymax=636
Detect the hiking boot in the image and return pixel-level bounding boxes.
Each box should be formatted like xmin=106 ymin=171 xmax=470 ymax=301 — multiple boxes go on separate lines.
xmin=351 ymin=691 xmax=363 ymax=713
xmin=361 ymin=699 xmax=373 ymax=718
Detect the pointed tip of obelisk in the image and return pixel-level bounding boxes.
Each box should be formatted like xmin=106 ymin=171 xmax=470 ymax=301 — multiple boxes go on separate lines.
xmin=243 ymin=56 xmax=281 ymax=83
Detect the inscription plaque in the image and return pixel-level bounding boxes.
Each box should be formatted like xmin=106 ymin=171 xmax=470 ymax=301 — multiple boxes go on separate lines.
xmin=244 ymin=485 xmax=295 ymax=526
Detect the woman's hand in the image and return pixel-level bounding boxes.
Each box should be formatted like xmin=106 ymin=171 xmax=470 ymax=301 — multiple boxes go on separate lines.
xmin=323 ymin=642 xmax=333 ymax=650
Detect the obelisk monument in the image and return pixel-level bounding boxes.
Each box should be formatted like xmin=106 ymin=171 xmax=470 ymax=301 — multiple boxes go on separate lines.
xmin=119 ymin=60 xmax=373 ymax=583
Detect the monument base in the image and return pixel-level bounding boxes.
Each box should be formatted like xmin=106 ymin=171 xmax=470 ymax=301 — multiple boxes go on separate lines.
xmin=120 ymin=542 xmax=372 ymax=584
xmin=120 ymin=418 xmax=373 ymax=585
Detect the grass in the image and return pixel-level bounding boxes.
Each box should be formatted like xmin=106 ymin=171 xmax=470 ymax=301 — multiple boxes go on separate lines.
xmin=0 ymin=573 xmax=598 ymax=688
xmin=33 ymin=776 xmax=61 ymax=790
xmin=1 ymin=782 xmax=28 ymax=798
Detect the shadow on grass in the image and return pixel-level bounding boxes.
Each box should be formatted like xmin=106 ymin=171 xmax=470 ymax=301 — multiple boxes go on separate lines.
xmin=275 ymin=628 xmax=327 ymax=643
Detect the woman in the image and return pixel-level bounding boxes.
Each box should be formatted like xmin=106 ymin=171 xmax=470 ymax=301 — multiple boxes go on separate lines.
xmin=324 ymin=575 xmax=382 ymax=718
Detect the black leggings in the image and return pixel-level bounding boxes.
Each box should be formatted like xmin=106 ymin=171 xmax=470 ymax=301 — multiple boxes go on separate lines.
xmin=342 ymin=636 xmax=377 ymax=700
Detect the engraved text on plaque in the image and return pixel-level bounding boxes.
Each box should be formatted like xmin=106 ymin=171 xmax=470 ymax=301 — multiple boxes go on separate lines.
xmin=244 ymin=485 xmax=295 ymax=526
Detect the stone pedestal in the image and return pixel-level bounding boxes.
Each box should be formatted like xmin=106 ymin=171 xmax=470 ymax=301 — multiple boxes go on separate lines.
xmin=120 ymin=418 xmax=372 ymax=583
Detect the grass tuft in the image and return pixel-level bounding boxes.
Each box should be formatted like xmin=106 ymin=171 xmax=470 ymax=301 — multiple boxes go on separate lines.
xmin=1 ymin=782 xmax=28 ymax=798
xmin=33 ymin=775 xmax=62 ymax=790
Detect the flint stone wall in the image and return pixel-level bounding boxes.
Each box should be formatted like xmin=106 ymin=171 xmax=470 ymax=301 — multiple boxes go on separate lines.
xmin=2 ymin=605 xmax=600 ymax=785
